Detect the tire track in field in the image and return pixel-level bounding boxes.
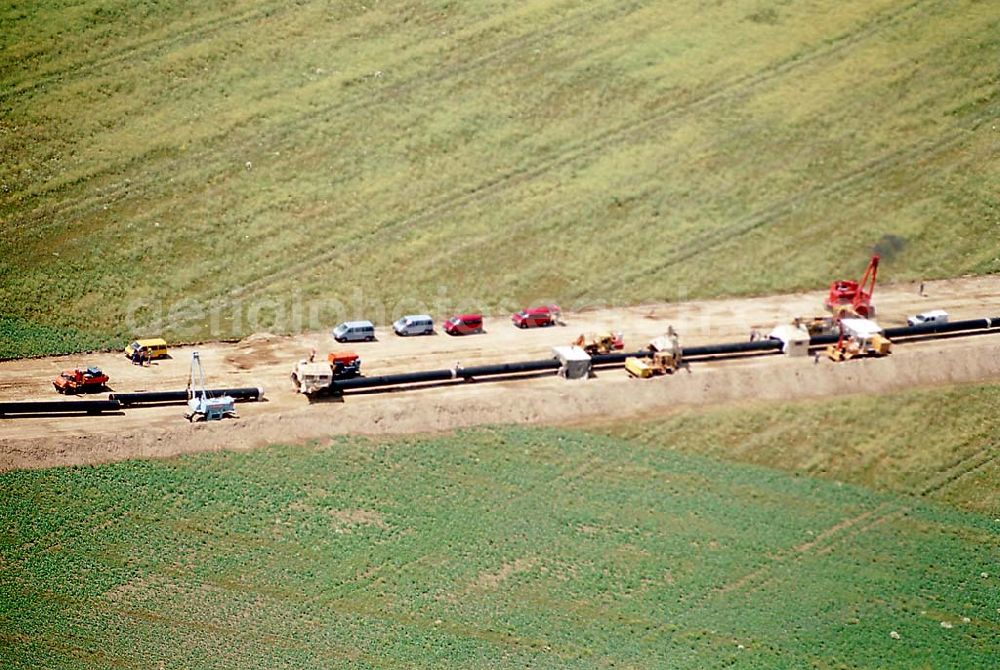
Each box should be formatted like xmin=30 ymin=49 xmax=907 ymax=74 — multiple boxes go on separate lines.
xmin=691 ymin=438 xmax=997 ymax=605
xmin=2 ymin=0 xmax=636 ymax=232
xmin=434 ymin=116 xmax=971 ymax=298
xmin=918 ymin=444 xmax=997 ymax=498
xmin=181 ymin=0 xmax=939 ymax=315
xmin=704 ymin=502 xmax=901 ymax=599
xmin=1 ymin=2 xmax=293 ymax=102
xmin=610 ymin=127 xmax=971 ymax=288
xmin=211 ymin=0 xmax=652 ymax=145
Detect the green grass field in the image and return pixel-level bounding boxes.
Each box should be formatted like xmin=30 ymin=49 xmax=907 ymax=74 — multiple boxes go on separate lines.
xmin=2 ymin=382 xmax=998 ymax=668
xmin=2 ymin=0 xmax=999 ymax=357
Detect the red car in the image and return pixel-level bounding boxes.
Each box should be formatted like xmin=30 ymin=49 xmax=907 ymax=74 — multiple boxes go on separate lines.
xmin=443 ymin=313 xmax=484 ymax=335
xmin=512 ymin=304 xmax=560 ymax=328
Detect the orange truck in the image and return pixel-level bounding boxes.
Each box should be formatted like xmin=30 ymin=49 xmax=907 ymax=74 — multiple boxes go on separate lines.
xmin=53 ymin=367 xmax=109 ymax=394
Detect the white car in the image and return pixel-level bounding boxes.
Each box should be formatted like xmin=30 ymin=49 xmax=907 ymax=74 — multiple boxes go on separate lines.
xmin=393 ymin=314 xmax=434 ymax=336
xmin=332 ymin=320 xmax=376 ymax=342
xmin=907 ymin=310 xmax=949 ymax=327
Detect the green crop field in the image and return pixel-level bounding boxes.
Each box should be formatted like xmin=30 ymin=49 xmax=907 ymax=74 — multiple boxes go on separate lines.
xmin=2 ymin=0 xmax=999 ymax=358
xmin=2 ymin=382 xmax=998 ymax=668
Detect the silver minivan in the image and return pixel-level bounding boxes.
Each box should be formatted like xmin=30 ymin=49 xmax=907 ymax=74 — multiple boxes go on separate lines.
xmin=393 ymin=314 xmax=434 ymax=336
xmin=332 ymin=320 xmax=376 ymax=342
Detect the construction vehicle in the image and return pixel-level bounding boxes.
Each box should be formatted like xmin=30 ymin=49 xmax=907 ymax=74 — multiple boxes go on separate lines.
xmin=291 ymin=351 xmax=362 ymax=395
xmin=793 ymin=315 xmax=837 ymax=336
xmin=626 ymin=328 xmax=682 ymax=377
xmin=185 ymin=351 xmax=237 ymax=421
xmin=328 ymin=352 xmax=362 ymax=378
xmin=825 ymin=318 xmax=892 ymax=362
xmin=291 ymin=359 xmax=334 ymax=395
xmin=573 ymin=332 xmax=624 ymax=355
xmin=52 ymin=367 xmax=109 ymax=394
xmin=825 ymin=255 xmax=879 ymax=317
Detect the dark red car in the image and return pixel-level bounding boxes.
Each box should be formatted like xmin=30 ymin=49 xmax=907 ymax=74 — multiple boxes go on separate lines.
xmin=512 ymin=305 xmax=560 ymax=328
xmin=443 ymin=313 xmax=484 ymax=335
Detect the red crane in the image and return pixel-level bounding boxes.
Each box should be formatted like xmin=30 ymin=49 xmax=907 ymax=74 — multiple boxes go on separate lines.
xmin=825 ymin=255 xmax=879 ymax=317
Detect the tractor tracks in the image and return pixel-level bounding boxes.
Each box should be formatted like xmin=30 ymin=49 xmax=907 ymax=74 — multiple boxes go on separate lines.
xmin=918 ymin=444 xmax=997 ymax=498
xmin=174 ymin=0 xmax=942 ymax=318
xmin=3 ymin=0 xmax=641 ymax=232
xmin=0 ymin=2 xmax=292 ymax=103
xmin=694 ymin=439 xmax=997 ymax=607
xmin=612 ymin=127 xmax=972 ymax=289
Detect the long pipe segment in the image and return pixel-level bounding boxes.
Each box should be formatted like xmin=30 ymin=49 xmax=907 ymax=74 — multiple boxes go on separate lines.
xmin=334 ymin=340 xmax=785 ymax=393
xmin=109 ymin=387 xmax=264 ymax=406
xmin=883 ymin=316 xmax=1000 ymax=339
xmin=333 ymin=359 xmax=562 ymax=392
xmin=0 ymin=399 xmax=122 ymax=416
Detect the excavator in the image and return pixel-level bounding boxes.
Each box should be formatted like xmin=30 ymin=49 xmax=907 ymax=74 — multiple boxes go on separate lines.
xmin=825 ymin=255 xmax=879 ymax=318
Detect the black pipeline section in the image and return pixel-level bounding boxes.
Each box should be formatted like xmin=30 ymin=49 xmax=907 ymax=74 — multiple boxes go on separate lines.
xmin=884 ymin=317 xmax=1000 ymax=339
xmin=333 ymin=340 xmax=786 ymax=393
xmin=333 ymin=359 xmax=562 ymax=391
xmin=109 ymin=387 xmax=263 ymax=406
xmin=0 ymin=399 xmax=122 ymax=416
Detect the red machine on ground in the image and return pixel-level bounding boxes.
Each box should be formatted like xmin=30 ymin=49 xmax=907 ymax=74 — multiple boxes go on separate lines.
xmin=825 ymin=255 xmax=879 ymax=317
xmin=53 ymin=367 xmax=109 ymax=394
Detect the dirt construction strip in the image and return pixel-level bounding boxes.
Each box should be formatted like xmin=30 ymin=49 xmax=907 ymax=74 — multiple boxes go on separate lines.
xmin=1 ymin=276 xmax=998 ymax=471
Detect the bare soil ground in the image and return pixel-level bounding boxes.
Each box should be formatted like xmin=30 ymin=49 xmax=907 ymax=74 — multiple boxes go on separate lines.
xmin=2 ymin=276 xmax=999 ymax=471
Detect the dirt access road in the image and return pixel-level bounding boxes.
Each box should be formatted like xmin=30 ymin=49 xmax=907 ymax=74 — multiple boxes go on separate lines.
xmin=1 ymin=276 xmax=999 ymax=470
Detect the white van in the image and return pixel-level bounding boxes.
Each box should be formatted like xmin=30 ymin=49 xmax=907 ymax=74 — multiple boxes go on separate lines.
xmin=907 ymin=310 xmax=949 ymax=327
xmin=332 ymin=320 xmax=376 ymax=342
xmin=393 ymin=314 xmax=434 ymax=336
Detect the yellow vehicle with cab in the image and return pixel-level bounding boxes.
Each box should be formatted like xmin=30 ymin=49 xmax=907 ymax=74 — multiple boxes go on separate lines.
xmin=124 ymin=338 xmax=169 ymax=360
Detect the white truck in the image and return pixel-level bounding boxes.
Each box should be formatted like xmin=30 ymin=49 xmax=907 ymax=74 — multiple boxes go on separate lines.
xmin=907 ymin=310 xmax=949 ymax=327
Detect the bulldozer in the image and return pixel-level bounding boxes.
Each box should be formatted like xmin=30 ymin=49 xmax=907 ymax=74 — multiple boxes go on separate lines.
xmin=573 ymin=332 xmax=624 ymax=355
xmin=626 ymin=328 xmax=682 ymax=378
xmin=825 ymin=318 xmax=892 ymax=362
xmin=795 ymin=315 xmax=836 ymax=337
